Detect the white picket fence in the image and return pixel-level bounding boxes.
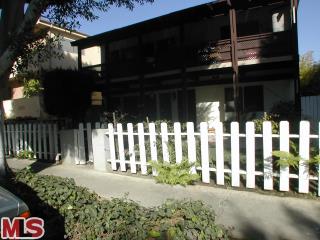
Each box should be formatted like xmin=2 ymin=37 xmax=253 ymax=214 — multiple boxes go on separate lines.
xmin=4 ymin=122 xmax=59 ymax=161
xmin=105 ymin=121 xmax=320 ymax=196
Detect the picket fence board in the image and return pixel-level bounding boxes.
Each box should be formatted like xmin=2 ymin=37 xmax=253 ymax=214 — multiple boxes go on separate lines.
xmin=246 ymin=122 xmax=255 ymax=188
xmin=280 ymin=121 xmax=290 ymax=191
xmin=117 ymin=124 xmax=126 ymax=172
xmin=19 ymin=124 xmax=23 ymax=151
xmin=299 ymin=121 xmax=310 ymax=193
xmin=3 ymin=124 xmax=8 ymax=155
xmin=86 ymin=123 xmax=93 ymax=162
xmin=187 ymin=122 xmax=197 ymax=174
xmin=138 ymin=123 xmax=147 ymax=175
xmin=263 ymin=121 xmax=273 ymax=190
xmin=95 ymin=122 xmax=101 ymax=129
xmin=215 ymin=122 xmax=224 ymax=185
xmin=53 ymin=124 xmax=58 ymax=157
xmin=33 ymin=124 xmax=37 ymax=157
xmin=108 ymin=123 xmax=117 ymax=170
xmin=127 ymin=123 xmax=137 ymax=174
xmin=48 ymin=124 xmax=53 ymax=159
xmin=174 ymin=122 xmax=182 ymax=164
xmin=78 ymin=123 xmax=86 ymax=164
xmin=149 ymin=123 xmax=157 ymax=176
xmin=161 ymin=123 xmax=169 ymax=163
xmin=231 ymin=122 xmax=240 ymax=187
xmin=28 ymin=124 xmax=32 ymax=152
xmin=200 ymin=122 xmax=210 ymax=183
xmin=24 ymin=124 xmax=27 ymax=151
xmin=11 ymin=125 xmax=15 ymax=155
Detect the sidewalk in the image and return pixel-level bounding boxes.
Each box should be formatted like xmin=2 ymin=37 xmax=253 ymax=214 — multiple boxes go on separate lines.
xmin=7 ymin=158 xmax=320 ymax=240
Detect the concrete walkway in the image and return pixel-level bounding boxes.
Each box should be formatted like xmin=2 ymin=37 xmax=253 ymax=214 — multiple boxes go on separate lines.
xmin=7 ymin=158 xmax=320 ymax=240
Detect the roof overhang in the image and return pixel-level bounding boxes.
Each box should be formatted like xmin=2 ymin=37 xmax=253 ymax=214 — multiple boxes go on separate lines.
xmin=72 ymin=0 xmax=290 ymax=49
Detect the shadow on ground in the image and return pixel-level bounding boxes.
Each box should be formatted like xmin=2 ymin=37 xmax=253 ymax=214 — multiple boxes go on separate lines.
xmin=1 ymin=173 xmax=66 ymax=240
xmin=228 ymin=200 xmax=320 ymax=240
xmin=29 ymin=160 xmax=57 ymax=173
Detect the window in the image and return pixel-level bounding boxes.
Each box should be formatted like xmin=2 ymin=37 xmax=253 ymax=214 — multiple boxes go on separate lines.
xmin=220 ymin=21 xmax=260 ymax=39
xmin=224 ymin=87 xmax=243 ymax=112
xmin=225 ymin=85 xmax=263 ymax=113
xmin=243 ymin=86 xmax=264 ymax=112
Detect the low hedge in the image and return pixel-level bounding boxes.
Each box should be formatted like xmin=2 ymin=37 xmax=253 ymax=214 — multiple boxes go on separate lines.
xmin=4 ymin=168 xmax=229 ymax=240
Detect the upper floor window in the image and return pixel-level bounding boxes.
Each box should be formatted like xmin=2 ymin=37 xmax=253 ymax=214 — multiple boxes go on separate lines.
xmin=109 ymin=46 xmax=137 ymax=63
xmin=220 ymin=21 xmax=260 ymax=39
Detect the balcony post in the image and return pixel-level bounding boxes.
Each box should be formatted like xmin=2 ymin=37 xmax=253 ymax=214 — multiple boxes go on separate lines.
xmin=180 ymin=24 xmax=188 ymax=122
xmin=138 ymin=35 xmax=145 ymax=119
xmin=103 ymin=44 xmax=110 ymax=110
xmin=228 ymin=0 xmax=240 ymax=122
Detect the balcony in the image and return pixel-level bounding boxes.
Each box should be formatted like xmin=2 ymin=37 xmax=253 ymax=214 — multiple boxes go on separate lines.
xmin=106 ymin=31 xmax=293 ymax=79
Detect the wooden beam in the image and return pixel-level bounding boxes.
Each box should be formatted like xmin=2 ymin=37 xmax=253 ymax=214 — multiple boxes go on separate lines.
xmin=291 ymin=0 xmax=300 ymax=109
xmin=229 ymin=4 xmax=241 ymax=121
xmin=138 ymin=35 xmax=145 ymax=118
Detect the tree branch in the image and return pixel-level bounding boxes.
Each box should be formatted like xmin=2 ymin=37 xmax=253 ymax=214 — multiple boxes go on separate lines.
xmin=0 ymin=0 xmax=50 ymax=80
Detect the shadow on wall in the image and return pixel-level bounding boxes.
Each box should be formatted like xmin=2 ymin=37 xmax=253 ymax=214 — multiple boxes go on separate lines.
xmin=44 ymin=51 xmax=78 ymax=70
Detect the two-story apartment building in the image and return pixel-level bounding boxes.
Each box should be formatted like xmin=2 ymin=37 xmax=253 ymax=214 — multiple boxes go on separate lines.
xmin=72 ymin=0 xmax=300 ymax=125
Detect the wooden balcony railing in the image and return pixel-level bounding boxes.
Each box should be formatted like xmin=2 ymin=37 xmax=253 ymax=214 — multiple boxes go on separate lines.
xmin=106 ymin=30 xmax=293 ymax=78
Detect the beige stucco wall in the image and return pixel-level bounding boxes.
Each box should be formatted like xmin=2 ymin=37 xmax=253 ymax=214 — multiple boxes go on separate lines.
xmin=3 ymin=96 xmax=41 ymax=119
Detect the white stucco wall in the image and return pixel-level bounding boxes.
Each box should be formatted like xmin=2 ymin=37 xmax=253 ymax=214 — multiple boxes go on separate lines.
xmin=195 ymin=79 xmax=295 ymax=123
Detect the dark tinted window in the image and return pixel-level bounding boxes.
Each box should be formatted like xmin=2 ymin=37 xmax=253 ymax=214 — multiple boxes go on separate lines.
xmin=243 ymin=86 xmax=264 ymax=112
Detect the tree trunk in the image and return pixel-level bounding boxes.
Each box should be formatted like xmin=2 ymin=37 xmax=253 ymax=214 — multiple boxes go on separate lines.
xmin=0 ymin=0 xmax=46 ymax=82
xmin=0 ymin=0 xmax=46 ymax=177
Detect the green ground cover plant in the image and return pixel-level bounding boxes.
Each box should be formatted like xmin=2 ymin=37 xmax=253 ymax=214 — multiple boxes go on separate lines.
xmin=2 ymin=168 xmax=229 ymax=240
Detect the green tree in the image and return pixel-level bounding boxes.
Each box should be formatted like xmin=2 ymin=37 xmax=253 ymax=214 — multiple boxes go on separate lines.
xmin=0 ymin=0 xmax=154 ymax=177
xmin=300 ymin=51 xmax=320 ymax=95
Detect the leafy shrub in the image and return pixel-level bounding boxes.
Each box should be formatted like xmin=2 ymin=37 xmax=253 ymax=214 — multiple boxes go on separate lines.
xmin=8 ymin=168 xmax=229 ymax=240
xmin=149 ymin=160 xmax=200 ymax=186
xmin=42 ymin=69 xmax=96 ymax=122
xmin=270 ymin=101 xmax=300 ymax=121
xmin=272 ymin=151 xmax=301 ymax=169
xmin=253 ymin=113 xmax=279 ymax=134
xmin=272 ymin=149 xmax=320 ymax=174
xmin=23 ymin=78 xmax=43 ymax=98
xmin=17 ymin=150 xmax=35 ymax=160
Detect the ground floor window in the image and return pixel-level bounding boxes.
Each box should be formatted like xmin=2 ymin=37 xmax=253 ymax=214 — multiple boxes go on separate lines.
xmin=108 ymin=89 xmax=196 ymax=123
xmin=225 ymin=85 xmax=264 ymax=113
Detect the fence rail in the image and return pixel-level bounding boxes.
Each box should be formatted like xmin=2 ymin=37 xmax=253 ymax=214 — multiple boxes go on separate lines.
xmin=104 ymin=121 xmax=320 ymax=196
